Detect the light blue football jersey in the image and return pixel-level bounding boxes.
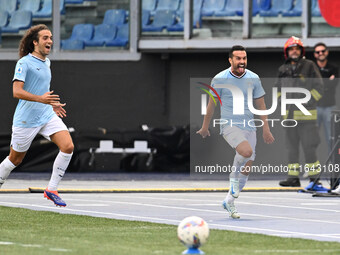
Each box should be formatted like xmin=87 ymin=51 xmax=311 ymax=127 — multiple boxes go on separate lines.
xmin=211 ymin=67 xmax=265 ymax=132
xmin=12 ymin=53 xmax=56 ymax=128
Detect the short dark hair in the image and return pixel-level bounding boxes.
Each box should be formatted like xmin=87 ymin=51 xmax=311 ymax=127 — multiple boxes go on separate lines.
xmin=314 ymin=42 xmax=327 ymax=50
xmin=229 ymin=45 xmax=246 ymax=58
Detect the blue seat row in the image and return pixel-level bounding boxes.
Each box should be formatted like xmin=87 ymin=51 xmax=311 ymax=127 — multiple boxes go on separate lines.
xmin=61 ymin=9 xmax=129 ymax=50
xmin=65 ymin=0 xmax=96 ymax=4
xmin=0 ymin=10 xmax=32 ymax=33
xmin=142 ymin=8 xmax=202 ymax=32
xmin=0 ymin=0 xmax=66 ymax=18
xmin=143 ymin=0 xmax=181 ymax=15
xmin=198 ymin=0 xmax=321 ymax=17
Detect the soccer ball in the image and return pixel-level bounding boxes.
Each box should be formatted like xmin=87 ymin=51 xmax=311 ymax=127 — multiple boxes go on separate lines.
xmin=177 ymin=216 xmax=209 ymax=248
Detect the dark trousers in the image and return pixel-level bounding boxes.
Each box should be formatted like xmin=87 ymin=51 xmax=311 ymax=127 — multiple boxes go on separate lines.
xmin=285 ymin=122 xmax=320 ymax=164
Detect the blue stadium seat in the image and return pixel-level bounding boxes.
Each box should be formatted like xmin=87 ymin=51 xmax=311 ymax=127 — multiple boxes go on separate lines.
xmin=215 ymin=0 xmax=243 ymax=16
xmin=167 ymin=5 xmax=202 ymax=31
xmin=282 ymin=0 xmax=302 ymax=16
xmin=156 ymin=0 xmax=180 ymax=11
xmin=1 ymin=10 xmax=32 ymax=33
xmin=84 ymin=24 xmax=117 ymax=47
xmin=0 ymin=11 xmax=9 ymax=28
xmin=65 ymin=0 xmax=83 ymax=4
xmin=201 ymin=0 xmax=226 ymax=17
xmin=0 ymin=0 xmax=18 ymax=15
xmin=106 ymin=24 xmax=129 ymax=47
xmin=142 ymin=10 xmax=151 ymax=27
xmin=312 ymin=0 xmax=321 ymax=17
xmin=259 ymin=0 xmax=293 ymax=16
xmin=64 ymin=0 xmax=96 ymax=4
xmin=142 ymin=0 xmax=158 ymax=14
xmin=142 ymin=9 xmax=176 ymax=32
xmin=237 ymin=0 xmax=271 ymax=16
xmin=103 ymin=9 xmax=127 ymax=26
xmin=18 ymin=0 xmax=41 ymax=14
xmin=177 ymin=0 xmax=203 ymax=15
xmin=61 ymin=23 xmax=94 ymax=48
xmin=61 ymin=39 xmax=84 ymax=50
xmin=34 ymin=0 xmax=66 ymax=18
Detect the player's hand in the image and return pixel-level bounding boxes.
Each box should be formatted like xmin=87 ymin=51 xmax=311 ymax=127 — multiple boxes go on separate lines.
xmin=196 ymin=128 xmax=210 ymax=138
xmin=40 ymin=91 xmax=60 ymax=105
xmin=52 ymin=103 xmax=67 ymax=118
xmin=263 ymin=129 xmax=274 ymax=144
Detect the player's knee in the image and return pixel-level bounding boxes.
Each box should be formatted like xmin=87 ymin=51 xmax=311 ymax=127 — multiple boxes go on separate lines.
xmin=240 ymin=149 xmax=253 ymax=158
xmin=61 ymin=142 xmax=74 ymax=154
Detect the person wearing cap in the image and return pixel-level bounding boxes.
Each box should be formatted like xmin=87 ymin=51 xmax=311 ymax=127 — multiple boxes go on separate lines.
xmin=276 ymin=36 xmax=325 ymax=190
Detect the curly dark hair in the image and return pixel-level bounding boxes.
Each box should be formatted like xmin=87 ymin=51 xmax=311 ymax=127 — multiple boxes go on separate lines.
xmin=18 ymin=24 xmax=50 ymax=58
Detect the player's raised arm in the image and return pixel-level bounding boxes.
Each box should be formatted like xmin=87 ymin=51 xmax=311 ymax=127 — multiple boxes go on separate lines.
xmin=196 ymin=96 xmax=217 ymax=138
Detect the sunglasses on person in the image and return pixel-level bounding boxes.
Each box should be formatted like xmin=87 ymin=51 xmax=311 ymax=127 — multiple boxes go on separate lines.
xmin=314 ymin=49 xmax=327 ymax=54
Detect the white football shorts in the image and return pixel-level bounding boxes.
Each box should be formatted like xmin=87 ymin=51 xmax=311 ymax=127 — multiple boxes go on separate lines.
xmin=11 ymin=116 xmax=68 ymax=152
xmin=222 ymin=126 xmax=257 ymax=161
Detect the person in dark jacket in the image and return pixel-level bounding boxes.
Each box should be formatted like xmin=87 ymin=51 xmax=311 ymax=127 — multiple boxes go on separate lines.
xmin=277 ymin=36 xmax=325 ymax=190
xmin=313 ymin=42 xmax=339 ymax=153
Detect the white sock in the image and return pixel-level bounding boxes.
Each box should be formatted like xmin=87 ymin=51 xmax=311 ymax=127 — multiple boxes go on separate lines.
xmin=225 ymin=192 xmax=235 ymax=204
xmin=47 ymin=151 xmax=72 ymax=191
xmin=225 ymin=174 xmax=249 ymax=203
xmin=0 ymin=157 xmax=16 ymax=188
xmin=239 ymin=173 xmax=249 ymax=191
xmin=230 ymin=154 xmax=249 ymax=179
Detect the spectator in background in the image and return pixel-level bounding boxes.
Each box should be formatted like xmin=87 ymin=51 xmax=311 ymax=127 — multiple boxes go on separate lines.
xmin=313 ymin=42 xmax=339 ymax=153
xmin=277 ymin=36 xmax=325 ymax=191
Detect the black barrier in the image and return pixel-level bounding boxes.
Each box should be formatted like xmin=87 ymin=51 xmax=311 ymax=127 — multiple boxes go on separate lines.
xmin=0 ymin=126 xmax=189 ymax=173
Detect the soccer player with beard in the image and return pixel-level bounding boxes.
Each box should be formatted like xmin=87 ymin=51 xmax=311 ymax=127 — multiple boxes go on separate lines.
xmin=197 ymin=45 xmax=274 ymax=219
xmin=0 ymin=24 xmax=74 ymax=207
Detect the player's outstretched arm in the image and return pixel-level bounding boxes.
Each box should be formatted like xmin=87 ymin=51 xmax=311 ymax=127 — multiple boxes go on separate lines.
xmin=254 ymin=97 xmax=275 ymax=144
xmin=197 ymin=97 xmax=216 ymax=139
xmin=13 ymin=81 xmax=60 ymax=105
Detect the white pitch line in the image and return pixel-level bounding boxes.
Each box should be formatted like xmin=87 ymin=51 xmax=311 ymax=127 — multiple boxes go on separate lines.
xmin=49 ymin=248 xmax=72 ymax=252
xmin=69 ymin=194 xmax=340 ymax=213
xmin=189 ymin=192 xmax=340 ymax=203
xmin=236 ymin=201 xmax=340 ymax=213
xmin=0 ymin=240 xmax=71 ymax=252
xmin=1 ymin=201 xmax=340 ymax=241
xmin=207 ymin=222 xmax=340 ymax=240
xmin=0 ymin=241 xmax=14 ymax=245
xmin=109 ymin=192 xmax=340 ymax=204
xmin=0 ymin=201 xmax=181 ymax=224
xmin=72 ymin=204 xmax=109 ymax=207
xmin=61 ymin=198 xmax=340 ymax=225
xmin=301 ymin=203 xmax=339 ymax=206
xmin=1 ymin=195 xmax=340 ymax=224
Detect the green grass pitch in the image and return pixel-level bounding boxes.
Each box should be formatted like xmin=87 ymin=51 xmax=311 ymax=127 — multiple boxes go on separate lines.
xmin=1 ymin=206 xmax=340 ymax=254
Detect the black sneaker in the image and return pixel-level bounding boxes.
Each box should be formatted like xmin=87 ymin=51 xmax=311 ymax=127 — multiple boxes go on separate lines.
xmin=279 ymin=177 xmax=301 ymax=187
